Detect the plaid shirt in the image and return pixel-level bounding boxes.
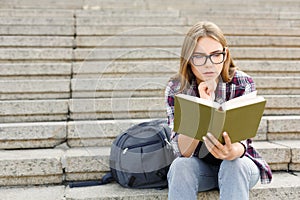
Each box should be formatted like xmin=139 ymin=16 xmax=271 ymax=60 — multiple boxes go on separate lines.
xmin=165 ymin=70 xmax=272 ymax=184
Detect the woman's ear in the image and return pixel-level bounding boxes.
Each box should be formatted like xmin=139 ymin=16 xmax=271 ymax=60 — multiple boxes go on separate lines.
xmin=224 ymin=47 xmax=229 ymax=61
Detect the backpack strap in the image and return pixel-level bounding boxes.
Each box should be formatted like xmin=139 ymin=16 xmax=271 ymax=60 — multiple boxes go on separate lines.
xmin=68 ymin=172 xmax=114 ymax=188
xmin=128 ymin=176 xmax=136 ymax=187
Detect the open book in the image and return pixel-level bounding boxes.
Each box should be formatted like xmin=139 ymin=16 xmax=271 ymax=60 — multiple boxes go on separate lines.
xmin=173 ymin=91 xmax=266 ymax=144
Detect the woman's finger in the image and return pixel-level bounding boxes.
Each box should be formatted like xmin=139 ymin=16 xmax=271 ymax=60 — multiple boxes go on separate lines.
xmin=206 ymin=133 xmax=224 ymax=150
xmin=203 ymin=136 xmax=223 ymax=159
xmin=223 ymin=132 xmax=232 ymax=148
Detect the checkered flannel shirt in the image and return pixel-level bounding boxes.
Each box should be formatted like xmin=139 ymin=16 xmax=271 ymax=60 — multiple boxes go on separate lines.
xmin=165 ymin=70 xmax=272 ymax=184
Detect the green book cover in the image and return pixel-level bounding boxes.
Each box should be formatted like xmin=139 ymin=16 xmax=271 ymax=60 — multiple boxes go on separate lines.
xmin=173 ymin=91 xmax=266 ymax=144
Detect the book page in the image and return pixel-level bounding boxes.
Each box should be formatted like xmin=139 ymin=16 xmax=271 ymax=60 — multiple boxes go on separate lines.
xmin=176 ymin=94 xmax=220 ymax=109
xmin=224 ymin=91 xmax=257 ymax=105
xmin=222 ymin=91 xmax=266 ymax=110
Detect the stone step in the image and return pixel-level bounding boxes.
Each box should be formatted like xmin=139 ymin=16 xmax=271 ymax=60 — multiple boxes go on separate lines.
xmin=73 ymin=48 xmax=180 ymax=61
xmin=0 ymin=147 xmax=109 ymax=186
xmin=237 ymin=60 xmax=300 ymax=77
xmin=75 ymin=9 xmax=300 ymax=20
xmin=0 ymin=121 xmax=66 ymax=149
xmin=67 ymin=119 xmax=153 ymax=148
xmin=4 ymin=0 xmax=145 ymax=10
xmin=0 ymin=141 xmax=297 ymax=186
xmin=0 ymin=63 xmax=72 ymax=80
xmin=69 ymin=95 xmax=300 ymax=120
xmin=69 ymin=97 xmax=165 ymax=120
xmin=252 ymin=141 xmax=292 ymax=171
xmin=0 ymin=36 xmax=74 ymax=48
xmin=0 ymin=172 xmax=299 ymax=200
xmin=231 ymin=47 xmax=300 ymax=60
xmin=0 ymin=0 xmax=298 ymax=10
xmin=0 ymin=100 xmax=68 ymax=123
xmin=0 ymin=79 xmax=70 ymax=100
xmin=64 ymin=147 xmax=110 ymax=181
xmin=0 ymin=9 xmax=74 ymax=17
xmin=76 ymin=36 xmax=184 ymax=48
xmin=76 ymin=24 xmax=300 ymax=36
xmin=67 ymin=116 xmax=300 ymax=147
xmin=75 ymin=15 xmax=299 ymax=28
xmin=76 ymin=16 xmax=187 ymax=26
xmin=265 ymin=95 xmax=300 ymax=115
xmin=0 ymin=17 xmax=73 ymax=26
xmin=72 ymin=60 xmax=178 ymax=78
xmin=1 ymin=115 xmax=299 ymax=149
xmin=186 ymin=17 xmax=300 ymax=27
xmin=72 ymin=60 xmax=300 ymax=78
xmin=1 ymin=94 xmax=297 ymax=123
xmin=8 ymin=0 xmax=294 ymax=12
xmin=254 ymin=77 xmax=300 ymax=95
xmin=0 ymin=9 xmax=74 ymax=36
xmin=182 ymin=10 xmax=300 ymax=20
xmin=267 ymin=116 xmax=300 ymax=140
xmin=7 ymin=32 xmax=298 ymax=48
xmin=0 ymin=25 xmax=74 ymax=36
xmin=0 ymin=48 xmax=297 ymax=63
xmin=0 ymin=185 xmax=65 ymax=200
xmin=73 ymin=47 xmax=300 ymax=61
xmin=75 ymin=35 xmax=300 ymax=48
xmin=75 ymin=9 xmax=180 ymax=17
xmin=64 ymin=141 xmax=299 ymax=180
xmin=71 ymin=77 xmax=168 ymax=98
xmin=64 ymin=172 xmax=300 ymax=200
xmin=0 ymin=148 xmax=64 ymax=186
xmin=0 ymin=0 xmax=84 ymax=9
xmin=272 ymin=140 xmax=300 ymax=171
xmin=71 ymin=76 xmax=300 ymax=98
xmin=146 ymin=0 xmax=300 ymax=12
xmin=0 ymin=48 xmax=72 ymax=61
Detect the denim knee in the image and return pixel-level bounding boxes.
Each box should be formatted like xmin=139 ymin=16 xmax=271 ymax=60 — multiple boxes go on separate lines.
xmin=168 ymin=157 xmax=199 ymax=180
xmin=167 ymin=157 xmax=200 ymax=199
xmin=220 ymin=159 xmax=245 ymax=173
xmin=168 ymin=157 xmax=219 ymax=191
xmin=218 ymin=157 xmax=260 ymax=189
xmin=220 ymin=158 xmax=256 ymax=176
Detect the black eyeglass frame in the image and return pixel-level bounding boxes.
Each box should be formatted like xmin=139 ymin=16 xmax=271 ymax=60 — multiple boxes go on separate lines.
xmin=190 ymin=48 xmax=226 ymax=66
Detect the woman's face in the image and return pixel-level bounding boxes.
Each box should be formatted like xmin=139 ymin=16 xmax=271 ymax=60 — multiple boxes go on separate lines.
xmin=190 ymin=36 xmax=226 ymax=83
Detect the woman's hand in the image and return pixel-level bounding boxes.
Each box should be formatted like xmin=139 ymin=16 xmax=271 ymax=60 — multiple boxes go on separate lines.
xmin=202 ymin=132 xmax=245 ymax=160
xmin=198 ymin=79 xmax=217 ymax=100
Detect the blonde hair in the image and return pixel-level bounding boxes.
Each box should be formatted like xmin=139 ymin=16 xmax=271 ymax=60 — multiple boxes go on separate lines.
xmin=174 ymin=21 xmax=236 ymax=93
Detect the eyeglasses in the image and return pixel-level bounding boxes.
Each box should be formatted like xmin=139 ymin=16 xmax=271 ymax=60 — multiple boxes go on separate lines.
xmin=190 ymin=48 xmax=226 ymax=66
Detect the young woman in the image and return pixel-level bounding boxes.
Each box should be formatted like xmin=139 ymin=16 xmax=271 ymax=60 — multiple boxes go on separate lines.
xmin=165 ymin=21 xmax=272 ymax=200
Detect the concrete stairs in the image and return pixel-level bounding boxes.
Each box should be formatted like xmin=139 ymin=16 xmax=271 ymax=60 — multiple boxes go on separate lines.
xmin=0 ymin=0 xmax=300 ymax=199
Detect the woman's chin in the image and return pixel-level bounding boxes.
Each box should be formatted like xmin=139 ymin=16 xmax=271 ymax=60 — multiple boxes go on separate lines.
xmin=202 ymin=74 xmax=218 ymax=81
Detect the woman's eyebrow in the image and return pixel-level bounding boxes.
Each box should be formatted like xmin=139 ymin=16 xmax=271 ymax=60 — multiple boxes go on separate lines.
xmin=193 ymin=49 xmax=223 ymax=55
xmin=210 ymin=49 xmax=223 ymax=54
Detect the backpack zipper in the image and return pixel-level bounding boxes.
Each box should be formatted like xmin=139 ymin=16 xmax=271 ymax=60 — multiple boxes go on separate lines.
xmin=157 ymin=130 xmax=172 ymax=148
xmin=122 ymin=140 xmax=160 ymax=154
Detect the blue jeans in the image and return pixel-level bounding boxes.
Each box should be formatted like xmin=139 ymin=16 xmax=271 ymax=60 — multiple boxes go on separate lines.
xmin=167 ymin=156 xmax=260 ymax=200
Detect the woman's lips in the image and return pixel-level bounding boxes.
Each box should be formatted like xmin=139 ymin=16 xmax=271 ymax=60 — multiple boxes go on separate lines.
xmin=203 ymin=72 xmax=216 ymax=76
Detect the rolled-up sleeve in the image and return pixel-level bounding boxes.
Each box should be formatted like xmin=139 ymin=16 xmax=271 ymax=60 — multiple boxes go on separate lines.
xmin=165 ymin=81 xmax=175 ymax=130
xmin=164 ymin=80 xmax=181 ymax=156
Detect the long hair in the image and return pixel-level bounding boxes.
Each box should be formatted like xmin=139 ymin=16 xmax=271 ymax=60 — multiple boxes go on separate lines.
xmin=174 ymin=21 xmax=236 ymax=93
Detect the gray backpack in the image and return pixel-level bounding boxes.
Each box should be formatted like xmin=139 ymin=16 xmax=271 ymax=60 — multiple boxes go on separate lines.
xmin=109 ymin=119 xmax=176 ymax=189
